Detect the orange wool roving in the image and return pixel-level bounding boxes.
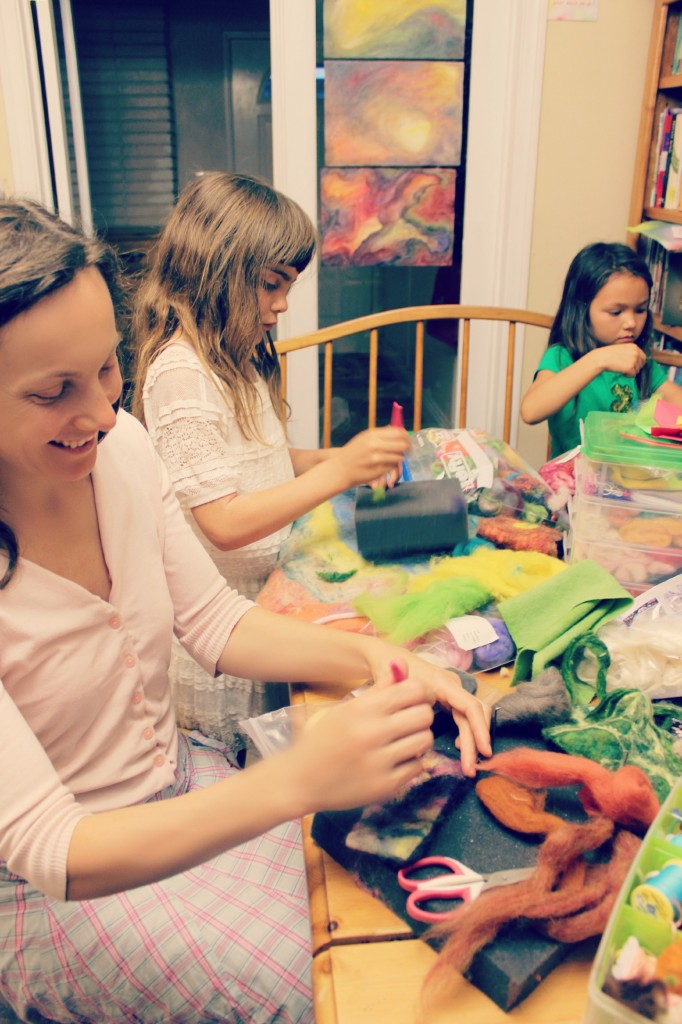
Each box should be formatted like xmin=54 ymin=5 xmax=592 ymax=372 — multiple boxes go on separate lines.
xmin=479 ymin=748 xmax=659 ymax=833
xmin=475 ymin=775 xmax=565 ymax=835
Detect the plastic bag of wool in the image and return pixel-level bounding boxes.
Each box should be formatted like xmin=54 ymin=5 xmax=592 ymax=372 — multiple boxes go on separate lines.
xmin=404 ymin=426 xmax=566 ymax=528
xmin=576 ymin=573 xmax=682 ymax=700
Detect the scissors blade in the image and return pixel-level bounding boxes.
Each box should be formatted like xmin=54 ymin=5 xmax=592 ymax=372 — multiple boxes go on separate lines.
xmin=481 ymin=867 xmax=535 ymax=892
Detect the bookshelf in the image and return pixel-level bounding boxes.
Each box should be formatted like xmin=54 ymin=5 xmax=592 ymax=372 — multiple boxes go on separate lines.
xmin=628 ymin=0 xmax=682 ymax=376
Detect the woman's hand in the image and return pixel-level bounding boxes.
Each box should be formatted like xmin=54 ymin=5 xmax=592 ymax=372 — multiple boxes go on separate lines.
xmin=372 ymin=650 xmax=492 ymax=777
xmin=333 ymin=426 xmax=410 ymax=490
xmin=281 ymin=676 xmax=435 ymax=816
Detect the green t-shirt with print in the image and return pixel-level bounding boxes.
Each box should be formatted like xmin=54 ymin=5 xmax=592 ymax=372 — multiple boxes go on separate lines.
xmin=536 ymin=344 xmax=668 ymax=457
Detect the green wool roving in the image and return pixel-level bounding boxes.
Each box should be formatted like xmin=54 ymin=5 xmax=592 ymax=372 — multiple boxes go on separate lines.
xmin=560 ymin=632 xmax=611 ymax=706
xmin=543 ymin=688 xmax=682 ymax=803
xmin=353 ymin=577 xmax=491 ymax=645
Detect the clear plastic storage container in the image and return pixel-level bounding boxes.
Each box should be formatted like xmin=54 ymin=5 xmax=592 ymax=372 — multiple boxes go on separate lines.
xmin=571 ymin=413 xmax=682 ymax=595
xmin=584 ymin=779 xmax=682 ymax=1023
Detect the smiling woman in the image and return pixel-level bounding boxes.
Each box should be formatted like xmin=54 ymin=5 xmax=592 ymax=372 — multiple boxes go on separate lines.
xmin=0 ymin=197 xmax=491 ymax=1024
xmin=0 ymin=201 xmax=125 ymax=591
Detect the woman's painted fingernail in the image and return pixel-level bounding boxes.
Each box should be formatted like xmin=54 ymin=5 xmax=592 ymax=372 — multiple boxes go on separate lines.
xmin=389 ymin=659 xmax=407 ymax=683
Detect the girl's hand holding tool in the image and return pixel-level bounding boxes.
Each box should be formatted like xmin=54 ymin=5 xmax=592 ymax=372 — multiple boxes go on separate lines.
xmin=591 ymin=340 xmax=647 ymax=377
xmin=333 ymin=425 xmax=410 ymax=491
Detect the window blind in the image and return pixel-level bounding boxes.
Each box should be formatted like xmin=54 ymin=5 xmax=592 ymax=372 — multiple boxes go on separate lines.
xmin=72 ymin=0 xmax=176 ymax=236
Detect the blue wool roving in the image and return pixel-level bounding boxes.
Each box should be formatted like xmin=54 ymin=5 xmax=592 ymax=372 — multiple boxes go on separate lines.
xmin=451 ymin=536 xmax=494 ymax=557
xmin=472 ymin=617 xmax=515 ymax=671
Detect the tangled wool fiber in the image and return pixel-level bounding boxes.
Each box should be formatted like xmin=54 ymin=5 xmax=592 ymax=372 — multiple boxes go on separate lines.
xmin=353 ymin=577 xmax=491 ymax=645
xmin=421 ymin=759 xmax=646 ymax=1000
xmin=475 ymin=774 xmax=565 ymax=835
xmin=544 ymin=688 xmax=682 ymax=804
xmin=479 ymin=747 xmax=659 ymax=833
xmin=476 ymin=515 xmax=563 ymax=557
xmin=423 ymin=810 xmax=640 ymax=992
xmin=561 ymin=632 xmax=611 ymax=706
xmin=351 ymin=548 xmax=567 ymax=645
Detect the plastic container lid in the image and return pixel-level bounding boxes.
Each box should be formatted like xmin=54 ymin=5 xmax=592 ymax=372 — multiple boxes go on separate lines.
xmin=582 ymin=411 xmax=682 ymax=469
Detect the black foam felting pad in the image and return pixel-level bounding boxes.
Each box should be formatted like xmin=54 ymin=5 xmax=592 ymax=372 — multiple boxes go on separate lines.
xmin=354 ymin=479 xmax=468 ymax=561
xmin=311 ymin=727 xmax=589 ymax=1012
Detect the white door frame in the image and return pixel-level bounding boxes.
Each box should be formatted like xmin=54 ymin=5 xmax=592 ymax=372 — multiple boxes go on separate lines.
xmin=459 ymin=0 xmax=547 ymax=445
xmin=269 ymin=0 xmax=320 ymax=448
xmin=0 ymin=0 xmax=91 ymax=228
xmin=0 ymin=0 xmax=54 ymax=206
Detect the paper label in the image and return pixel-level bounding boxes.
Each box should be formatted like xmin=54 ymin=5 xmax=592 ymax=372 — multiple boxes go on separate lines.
xmin=445 ymin=615 xmax=498 ymax=651
xmin=548 ymin=0 xmax=598 ymax=21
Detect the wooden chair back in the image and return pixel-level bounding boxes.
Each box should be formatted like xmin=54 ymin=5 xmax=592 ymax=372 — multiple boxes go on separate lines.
xmin=275 ymin=304 xmax=554 ymax=446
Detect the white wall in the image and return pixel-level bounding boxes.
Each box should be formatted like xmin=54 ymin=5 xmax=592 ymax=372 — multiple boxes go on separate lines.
xmin=0 ymin=75 xmax=12 ymax=199
xmin=519 ymin=0 xmax=654 ymax=467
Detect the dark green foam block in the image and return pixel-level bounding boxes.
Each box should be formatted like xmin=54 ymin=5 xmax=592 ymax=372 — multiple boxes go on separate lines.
xmin=311 ymin=723 xmax=593 ymax=1012
xmin=354 ymin=479 xmax=468 ymax=561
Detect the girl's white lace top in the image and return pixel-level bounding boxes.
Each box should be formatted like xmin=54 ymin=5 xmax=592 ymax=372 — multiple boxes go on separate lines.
xmin=141 ymin=339 xmax=295 ymax=750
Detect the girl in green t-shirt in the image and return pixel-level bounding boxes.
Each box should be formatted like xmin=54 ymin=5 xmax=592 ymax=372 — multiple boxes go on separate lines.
xmin=521 ymin=242 xmax=682 ymax=457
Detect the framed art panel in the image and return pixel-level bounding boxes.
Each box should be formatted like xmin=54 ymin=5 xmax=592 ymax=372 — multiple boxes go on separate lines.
xmin=324 ymin=60 xmax=463 ymax=167
xmin=323 ymin=0 xmax=467 ymax=59
xmin=320 ymin=166 xmax=456 ymax=266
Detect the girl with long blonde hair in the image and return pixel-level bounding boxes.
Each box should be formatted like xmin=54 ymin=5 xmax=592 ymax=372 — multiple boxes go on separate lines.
xmin=133 ymin=172 xmax=409 ymax=757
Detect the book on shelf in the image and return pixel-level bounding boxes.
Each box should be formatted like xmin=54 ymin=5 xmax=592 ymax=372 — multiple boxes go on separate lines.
xmin=654 ymin=107 xmax=674 ymax=207
xmin=651 ymin=109 xmax=666 ymax=206
xmin=651 ymin=106 xmax=682 ymax=208
xmin=665 ymin=111 xmax=682 ymax=209
xmin=641 ymin=240 xmax=682 ymax=327
xmin=661 ymin=251 xmax=682 ymax=327
xmin=642 ymin=235 xmax=666 ymax=312
xmin=651 ymin=328 xmax=682 ymax=353
xmin=673 ymin=15 xmax=682 ymax=75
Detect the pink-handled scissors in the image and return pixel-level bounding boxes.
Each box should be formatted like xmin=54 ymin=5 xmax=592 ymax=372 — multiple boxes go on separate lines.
xmin=397 ymin=856 xmax=535 ymax=923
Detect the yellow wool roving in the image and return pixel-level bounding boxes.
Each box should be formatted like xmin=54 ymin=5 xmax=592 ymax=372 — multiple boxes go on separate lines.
xmin=408 ymin=547 xmax=566 ymax=602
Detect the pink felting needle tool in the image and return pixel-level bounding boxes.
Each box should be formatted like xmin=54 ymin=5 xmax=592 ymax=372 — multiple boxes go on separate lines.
xmin=390 ymin=401 xmax=412 ymax=482
xmin=372 ymin=402 xmax=408 ymax=502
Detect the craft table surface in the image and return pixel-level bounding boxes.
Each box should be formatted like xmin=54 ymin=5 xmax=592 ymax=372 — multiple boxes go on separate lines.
xmin=291 ymin=674 xmax=596 ymax=1024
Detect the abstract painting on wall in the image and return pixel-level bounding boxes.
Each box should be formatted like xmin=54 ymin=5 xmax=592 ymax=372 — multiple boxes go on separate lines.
xmin=324 ymin=60 xmax=462 ymax=167
xmin=320 ymin=167 xmax=456 ymax=267
xmin=323 ymin=0 xmax=467 ymax=60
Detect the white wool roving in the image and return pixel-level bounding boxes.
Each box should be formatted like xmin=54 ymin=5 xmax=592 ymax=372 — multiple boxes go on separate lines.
xmin=599 ymin=615 xmax=682 ymax=699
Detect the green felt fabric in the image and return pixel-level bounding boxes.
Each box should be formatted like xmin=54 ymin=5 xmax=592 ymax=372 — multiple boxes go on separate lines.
xmin=543 ymin=688 xmax=682 ymax=803
xmin=498 ymin=559 xmax=633 ymax=684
